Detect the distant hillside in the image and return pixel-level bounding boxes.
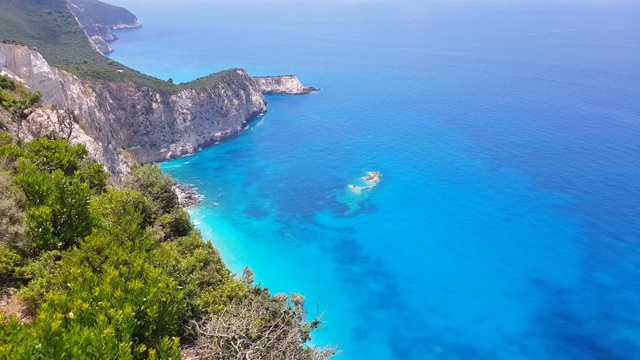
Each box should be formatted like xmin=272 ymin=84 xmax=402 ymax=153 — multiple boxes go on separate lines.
xmin=0 ymin=0 xmax=252 ymax=94
xmin=67 ymin=0 xmax=141 ymax=54
xmin=0 ymin=0 xmax=171 ymax=92
xmin=69 ymin=0 xmax=138 ymax=28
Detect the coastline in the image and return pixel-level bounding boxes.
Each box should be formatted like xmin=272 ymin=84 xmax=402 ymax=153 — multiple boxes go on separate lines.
xmin=67 ymin=0 xmax=142 ymax=54
xmin=91 ymin=1 xmax=640 ymax=359
xmin=173 ymin=183 xmax=204 ymax=208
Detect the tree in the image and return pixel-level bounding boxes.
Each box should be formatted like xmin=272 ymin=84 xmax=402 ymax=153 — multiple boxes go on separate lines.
xmin=0 ymin=75 xmax=42 ymax=145
xmin=188 ymin=290 xmax=336 ymax=360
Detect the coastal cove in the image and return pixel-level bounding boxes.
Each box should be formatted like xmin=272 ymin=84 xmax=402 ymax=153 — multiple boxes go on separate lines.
xmin=107 ymin=1 xmax=640 ymax=359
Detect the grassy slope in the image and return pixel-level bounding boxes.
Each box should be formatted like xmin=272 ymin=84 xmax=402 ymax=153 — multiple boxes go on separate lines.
xmin=0 ymin=0 xmax=233 ymax=94
xmin=71 ymin=0 xmax=137 ymax=27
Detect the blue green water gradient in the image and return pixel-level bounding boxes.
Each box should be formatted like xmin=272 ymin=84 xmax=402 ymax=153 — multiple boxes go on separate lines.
xmin=108 ymin=1 xmax=640 ymax=358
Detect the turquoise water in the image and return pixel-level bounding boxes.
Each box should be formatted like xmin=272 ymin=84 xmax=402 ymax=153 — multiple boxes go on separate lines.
xmin=108 ymin=1 xmax=640 ymax=358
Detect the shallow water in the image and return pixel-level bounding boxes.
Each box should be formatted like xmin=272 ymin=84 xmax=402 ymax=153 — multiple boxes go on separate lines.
xmin=109 ymin=0 xmax=640 ymax=358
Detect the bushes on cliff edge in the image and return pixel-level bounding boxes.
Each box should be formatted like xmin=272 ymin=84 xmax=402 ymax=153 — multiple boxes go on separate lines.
xmin=126 ymin=164 xmax=178 ymax=215
xmin=0 ymin=135 xmax=334 ymax=359
xmin=0 ymin=74 xmax=42 ymax=120
xmin=10 ymin=139 xmax=108 ymax=253
xmin=0 ymin=171 xmax=28 ymax=254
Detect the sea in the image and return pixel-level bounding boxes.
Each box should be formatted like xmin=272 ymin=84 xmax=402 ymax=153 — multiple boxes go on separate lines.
xmin=106 ymin=0 xmax=640 ymax=358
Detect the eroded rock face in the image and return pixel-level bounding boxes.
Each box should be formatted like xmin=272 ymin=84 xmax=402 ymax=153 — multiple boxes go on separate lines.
xmin=253 ymin=75 xmax=319 ymax=95
xmin=0 ymin=43 xmax=266 ymax=183
xmin=0 ymin=107 xmax=136 ymax=180
xmin=89 ymin=35 xmax=114 ymax=54
xmin=66 ymin=0 xmax=141 ymax=54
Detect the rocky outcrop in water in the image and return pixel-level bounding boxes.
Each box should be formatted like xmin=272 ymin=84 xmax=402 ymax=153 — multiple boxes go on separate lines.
xmin=173 ymin=183 xmax=204 ymax=208
xmin=253 ymin=75 xmax=319 ymax=95
xmin=66 ymin=0 xmax=141 ymax=54
xmin=0 ymin=43 xmax=266 ymax=183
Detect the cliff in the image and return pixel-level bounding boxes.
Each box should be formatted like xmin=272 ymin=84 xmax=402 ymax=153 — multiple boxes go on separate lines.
xmin=0 ymin=43 xmax=266 ymax=183
xmin=66 ymin=0 xmax=141 ymax=54
xmin=253 ymin=75 xmax=319 ymax=95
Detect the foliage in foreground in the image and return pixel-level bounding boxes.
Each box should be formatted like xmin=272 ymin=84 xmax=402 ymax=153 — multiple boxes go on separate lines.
xmin=0 ymin=135 xmax=334 ymax=359
xmin=190 ymin=290 xmax=333 ymax=360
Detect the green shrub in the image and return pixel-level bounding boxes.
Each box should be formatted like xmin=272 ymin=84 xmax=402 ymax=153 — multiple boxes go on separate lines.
xmin=0 ymin=245 xmax=24 ymax=287
xmin=0 ymin=137 xmax=334 ymax=358
xmin=16 ymin=251 xmax=63 ymax=315
xmin=0 ymin=132 xmax=14 ymax=146
xmin=13 ymin=223 xmax=184 ymax=358
xmin=0 ymin=74 xmax=17 ymax=91
xmin=22 ymin=138 xmax=89 ymax=176
xmin=1 ymin=138 xmax=109 ymax=252
xmin=90 ymin=188 xmax=155 ymax=230
xmin=15 ymin=162 xmax=94 ymax=252
xmin=152 ymin=233 xmax=236 ymax=326
xmin=76 ymin=160 xmax=109 ymax=193
xmin=154 ymin=209 xmax=194 ymax=241
xmin=0 ymin=172 xmax=28 ymax=251
xmin=0 ymin=134 xmax=24 ymax=163
xmin=126 ymin=165 xmax=178 ymax=215
xmin=0 ymin=88 xmax=42 ymax=121
xmin=6 ymin=260 xmax=183 ymax=359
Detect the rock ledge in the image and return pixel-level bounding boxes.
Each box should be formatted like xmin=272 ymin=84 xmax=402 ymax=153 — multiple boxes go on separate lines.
xmin=253 ymin=75 xmax=319 ymax=95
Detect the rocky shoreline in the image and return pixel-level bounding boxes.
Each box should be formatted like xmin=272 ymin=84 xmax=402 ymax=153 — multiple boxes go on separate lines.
xmin=253 ymin=75 xmax=319 ymax=95
xmin=0 ymin=43 xmax=267 ymax=183
xmin=67 ymin=0 xmax=142 ymax=54
xmin=0 ymin=1 xmax=319 ymax=185
xmin=173 ymin=183 xmax=205 ymax=208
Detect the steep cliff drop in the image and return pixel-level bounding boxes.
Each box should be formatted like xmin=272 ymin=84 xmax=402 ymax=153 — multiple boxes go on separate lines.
xmin=66 ymin=0 xmax=142 ymax=54
xmin=253 ymin=75 xmax=319 ymax=95
xmin=0 ymin=43 xmax=266 ymax=183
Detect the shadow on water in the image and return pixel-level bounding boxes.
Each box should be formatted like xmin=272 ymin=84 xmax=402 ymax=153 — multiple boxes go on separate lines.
xmin=530 ymin=276 xmax=640 ymax=360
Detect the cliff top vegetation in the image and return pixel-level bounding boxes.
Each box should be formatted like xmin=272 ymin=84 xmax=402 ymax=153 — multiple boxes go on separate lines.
xmin=0 ymin=133 xmax=334 ymax=359
xmin=70 ymin=0 xmax=138 ymax=27
xmin=0 ymin=0 xmax=237 ymax=94
xmin=0 ymin=65 xmax=334 ymax=360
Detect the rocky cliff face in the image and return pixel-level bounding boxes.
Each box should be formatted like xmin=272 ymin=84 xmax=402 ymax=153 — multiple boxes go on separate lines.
xmin=0 ymin=43 xmax=266 ymax=183
xmin=253 ymin=76 xmax=319 ymax=95
xmin=67 ymin=0 xmax=142 ymax=54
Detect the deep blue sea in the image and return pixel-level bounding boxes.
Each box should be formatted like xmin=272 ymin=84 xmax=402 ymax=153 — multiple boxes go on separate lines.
xmin=107 ymin=1 xmax=640 ymax=358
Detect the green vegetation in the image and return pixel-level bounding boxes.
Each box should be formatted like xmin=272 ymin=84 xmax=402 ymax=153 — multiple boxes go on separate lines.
xmin=0 ymin=134 xmax=334 ymax=359
xmin=0 ymin=0 xmax=169 ymax=92
xmin=0 ymin=1 xmax=330 ymax=356
xmin=70 ymin=0 xmax=137 ymax=28
xmin=0 ymin=0 xmax=244 ymax=94
xmin=0 ymin=74 xmax=42 ymax=121
xmin=0 ymin=74 xmax=43 ymax=144
xmin=0 ymin=1 xmax=130 ymax=79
